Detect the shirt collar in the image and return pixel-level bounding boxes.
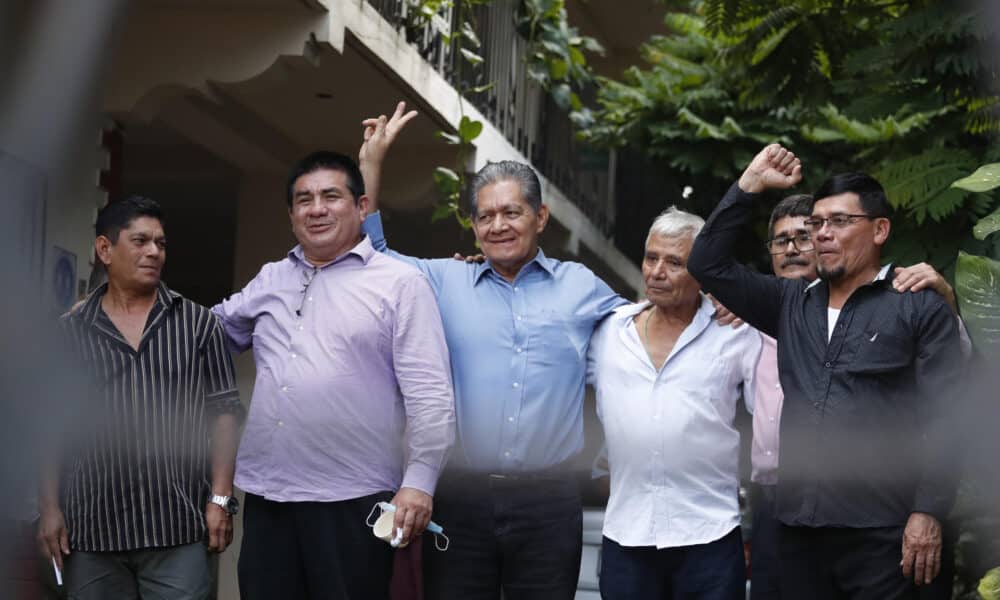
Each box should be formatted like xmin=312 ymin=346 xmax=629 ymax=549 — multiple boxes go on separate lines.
xmin=615 ymin=293 xmax=716 ymax=323
xmin=804 ymin=263 xmax=894 ymax=294
xmin=74 ymin=280 xmax=180 ymax=327
xmin=288 ymin=235 xmax=375 ymax=269
xmin=473 ymin=247 xmax=555 ymax=284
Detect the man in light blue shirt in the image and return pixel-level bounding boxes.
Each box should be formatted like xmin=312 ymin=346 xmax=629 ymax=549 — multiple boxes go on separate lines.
xmin=360 ymin=104 xmax=625 ymax=599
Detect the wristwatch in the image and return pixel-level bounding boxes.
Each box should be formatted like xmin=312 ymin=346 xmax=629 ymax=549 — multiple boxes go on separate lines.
xmin=210 ymin=494 xmax=240 ymax=516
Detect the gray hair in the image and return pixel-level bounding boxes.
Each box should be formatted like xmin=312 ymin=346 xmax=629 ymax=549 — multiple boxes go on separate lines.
xmin=646 ymin=206 xmax=705 ymax=246
xmin=470 ymin=161 xmax=542 ymax=216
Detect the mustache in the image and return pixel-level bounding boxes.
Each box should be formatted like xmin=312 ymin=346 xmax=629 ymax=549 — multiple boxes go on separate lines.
xmin=780 ymin=256 xmax=811 ymax=268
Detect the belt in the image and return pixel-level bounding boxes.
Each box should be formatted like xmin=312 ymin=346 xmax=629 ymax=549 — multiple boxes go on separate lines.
xmin=445 ymin=463 xmax=577 ymax=485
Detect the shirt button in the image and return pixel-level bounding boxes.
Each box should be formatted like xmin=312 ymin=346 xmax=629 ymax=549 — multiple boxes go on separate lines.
xmin=652 ymin=414 xmax=660 ymax=420
xmin=516 ymin=347 xmax=523 ymax=353
xmin=297 ymin=325 xmax=304 ymax=331
xmin=652 ymin=450 xmax=661 ymax=456
xmin=769 ymin=417 xmax=775 ymax=422
xmin=516 ymin=315 xmax=523 ymax=321
xmin=774 ymin=383 xmax=781 ymax=389
xmin=507 ymin=417 xmax=515 ymax=423
xmin=307 ymin=296 xmax=313 ymax=302
xmin=504 ymin=451 xmax=511 ymax=457
xmin=824 ymin=361 xmax=832 ymax=368
xmin=766 ymin=450 xmax=773 ymax=456
xmin=281 ymin=386 xmax=289 ymax=392
xmin=512 ymin=382 xmax=520 ymax=388
xmin=813 ymin=402 xmax=821 ymax=409
xmin=277 ymin=421 xmax=284 ymax=427
xmin=514 ymin=287 xmax=520 ymax=292
xmin=291 ymin=353 xmax=297 ymax=359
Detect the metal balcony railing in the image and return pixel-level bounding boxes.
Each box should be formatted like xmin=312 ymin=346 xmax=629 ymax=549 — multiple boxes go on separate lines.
xmin=367 ymin=0 xmax=615 ymax=237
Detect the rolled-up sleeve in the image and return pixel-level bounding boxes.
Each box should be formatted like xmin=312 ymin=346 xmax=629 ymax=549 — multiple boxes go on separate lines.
xmin=201 ymin=315 xmax=244 ymax=420
xmin=391 ymin=273 xmax=456 ymax=495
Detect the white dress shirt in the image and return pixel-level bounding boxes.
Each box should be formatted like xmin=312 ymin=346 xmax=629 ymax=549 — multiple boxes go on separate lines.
xmin=588 ymin=295 xmax=761 ymax=549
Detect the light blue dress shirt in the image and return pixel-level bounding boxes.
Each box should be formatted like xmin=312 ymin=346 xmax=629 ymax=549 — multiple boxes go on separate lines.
xmin=364 ymin=213 xmax=626 ymax=473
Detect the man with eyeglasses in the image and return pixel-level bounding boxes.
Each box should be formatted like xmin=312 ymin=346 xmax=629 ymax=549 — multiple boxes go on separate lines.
xmin=211 ymin=151 xmax=456 ymax=599
xmin=688 ymin=144 xmax=964 ymax=599
xmin=742 ymin=194 xmax=963 ymax=600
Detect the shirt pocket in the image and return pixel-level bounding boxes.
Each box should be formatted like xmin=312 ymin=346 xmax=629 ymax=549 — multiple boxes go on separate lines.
xmin=534 ymin=310 xmax=585 ymax=363
xmin=846 ymin=330 xmax=914 ymax=375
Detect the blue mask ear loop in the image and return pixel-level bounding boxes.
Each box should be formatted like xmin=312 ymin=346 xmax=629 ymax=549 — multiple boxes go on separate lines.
xmin=367 ymin=502 xmax=449 ymax=550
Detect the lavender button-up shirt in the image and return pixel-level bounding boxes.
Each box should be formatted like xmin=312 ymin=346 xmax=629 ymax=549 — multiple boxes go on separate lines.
xmin=212 ymin=236 xmax=455 ymax=502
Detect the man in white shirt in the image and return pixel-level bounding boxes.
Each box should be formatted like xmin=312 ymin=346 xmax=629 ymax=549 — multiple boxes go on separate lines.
xmin=587 ymin=207 xmax=761 ymax=599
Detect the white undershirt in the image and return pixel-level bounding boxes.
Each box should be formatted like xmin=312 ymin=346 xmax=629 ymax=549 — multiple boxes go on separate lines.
xmin=827 ymin=307 xmax=841 ymax=342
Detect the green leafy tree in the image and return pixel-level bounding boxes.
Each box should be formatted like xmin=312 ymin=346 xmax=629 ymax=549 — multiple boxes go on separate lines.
xmin=574 ymin=0 xmax=1000 ymax=271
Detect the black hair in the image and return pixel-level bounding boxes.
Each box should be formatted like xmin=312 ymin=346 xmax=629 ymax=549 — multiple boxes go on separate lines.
xmin=768 ymin=194 xmax=814 ymax=238
xmin=813 ymin=172 xmax=891 ymax=217
xmin=95 ymin=195 xmax=165 ymax=243
xmin=286 ymin=151 xmax=365 ymax=207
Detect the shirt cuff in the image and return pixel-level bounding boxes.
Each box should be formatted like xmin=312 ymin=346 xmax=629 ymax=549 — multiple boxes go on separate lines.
xmin=400 ymin=461 xmax=441 ymax=496
xmin=205 ymin=389 xmax=245 ymax=420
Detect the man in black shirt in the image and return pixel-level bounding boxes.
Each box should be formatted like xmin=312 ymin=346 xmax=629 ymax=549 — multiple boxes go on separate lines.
xmin=38 ymin=197 xmax=244 ymax=599
xmin=688 ymin=144 xmax=963 ymax=599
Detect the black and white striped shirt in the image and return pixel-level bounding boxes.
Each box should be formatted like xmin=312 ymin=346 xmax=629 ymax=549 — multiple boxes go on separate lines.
xmin=60 ymin=282 xmax=242 ymax=552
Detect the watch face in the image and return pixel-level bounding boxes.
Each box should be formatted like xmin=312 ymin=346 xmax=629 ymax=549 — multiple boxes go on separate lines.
xmin=226 ymin=496 xmax=240 ymax=515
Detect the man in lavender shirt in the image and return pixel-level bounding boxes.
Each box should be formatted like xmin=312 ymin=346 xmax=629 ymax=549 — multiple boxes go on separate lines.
xmin=212 ymin=151 xmax=455 ymax=600
xmin=714 ymin=194 xmax=962 ymax=600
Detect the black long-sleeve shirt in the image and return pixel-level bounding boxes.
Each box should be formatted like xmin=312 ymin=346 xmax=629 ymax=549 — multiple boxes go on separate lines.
xmin=688 ymin=183 xmax=962 ymax=528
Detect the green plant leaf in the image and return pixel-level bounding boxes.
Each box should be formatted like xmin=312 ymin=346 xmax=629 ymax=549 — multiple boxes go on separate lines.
xmin=459 ymin=48 xmax=484 ymax=66
xmin=551 ymin=83 xmax=573 ymax=109
xmin=974 ymin=206 xmax=1000 ymax=241
xmin=458 ymin=116 xmax=483 ymax=143
xmin=431 ymin=203 xmax=454 ymax=222
xmin=955 ymin=251 xmax=1000 ymax=362
xmin=460 ymin=21 xmax=481 ymax=48
xmin=548 ymin=58 xmax=569 ymax=80
xmin=951 ymin=162 xmax=1000 ymax=193
xmin=469 ymin=82 xmax=496 ymax=94
xmin=433 ymin=166 xmax=460 ymax=196
xmin=435 ymin=131 xmax=461 ymax=145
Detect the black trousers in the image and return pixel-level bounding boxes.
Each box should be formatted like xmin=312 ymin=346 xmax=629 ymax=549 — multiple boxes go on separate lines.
xmin=750 ymin=483 xmax=781 ymax=600
xmin=599 ymin=528 xmax=746 ymax=600
xmin=238 ymin=491 xmax=394 ymax=600
xmin=780 ymin=524 xmax=925 ymax=600
xmin=423 ymin=470 xmax=583 ymax=600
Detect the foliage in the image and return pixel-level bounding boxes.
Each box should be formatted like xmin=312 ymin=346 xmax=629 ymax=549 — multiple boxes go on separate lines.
xmin=981 ymin=566 xmax=1000 ymax=600
xmin=954 ymin=163 xmax=1000 ymax=363
xmin=406 ymin=0 xmax=602 ymax=225
xmin=574 ymin=0 xmax=1000 ymax=271
xmin=516 ymin=0 xmax=603 ymax=111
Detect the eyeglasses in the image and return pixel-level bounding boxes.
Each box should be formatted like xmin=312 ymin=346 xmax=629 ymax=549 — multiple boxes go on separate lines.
xmin=803 ymin=214 xmax=878 ymax=231
xmin=296 ymin=267 xmax=318 ymax=317
xmin=766 ymin=233 xmax=815 ymax=255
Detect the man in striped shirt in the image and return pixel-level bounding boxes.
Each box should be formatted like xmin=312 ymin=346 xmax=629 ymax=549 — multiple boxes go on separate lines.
xmin=38 ymin=196 xmax=244 ymax=599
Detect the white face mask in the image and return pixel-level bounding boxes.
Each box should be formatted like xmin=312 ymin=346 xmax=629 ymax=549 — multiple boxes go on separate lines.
xmin=365 ymin=501 xmax=450 ymax=551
